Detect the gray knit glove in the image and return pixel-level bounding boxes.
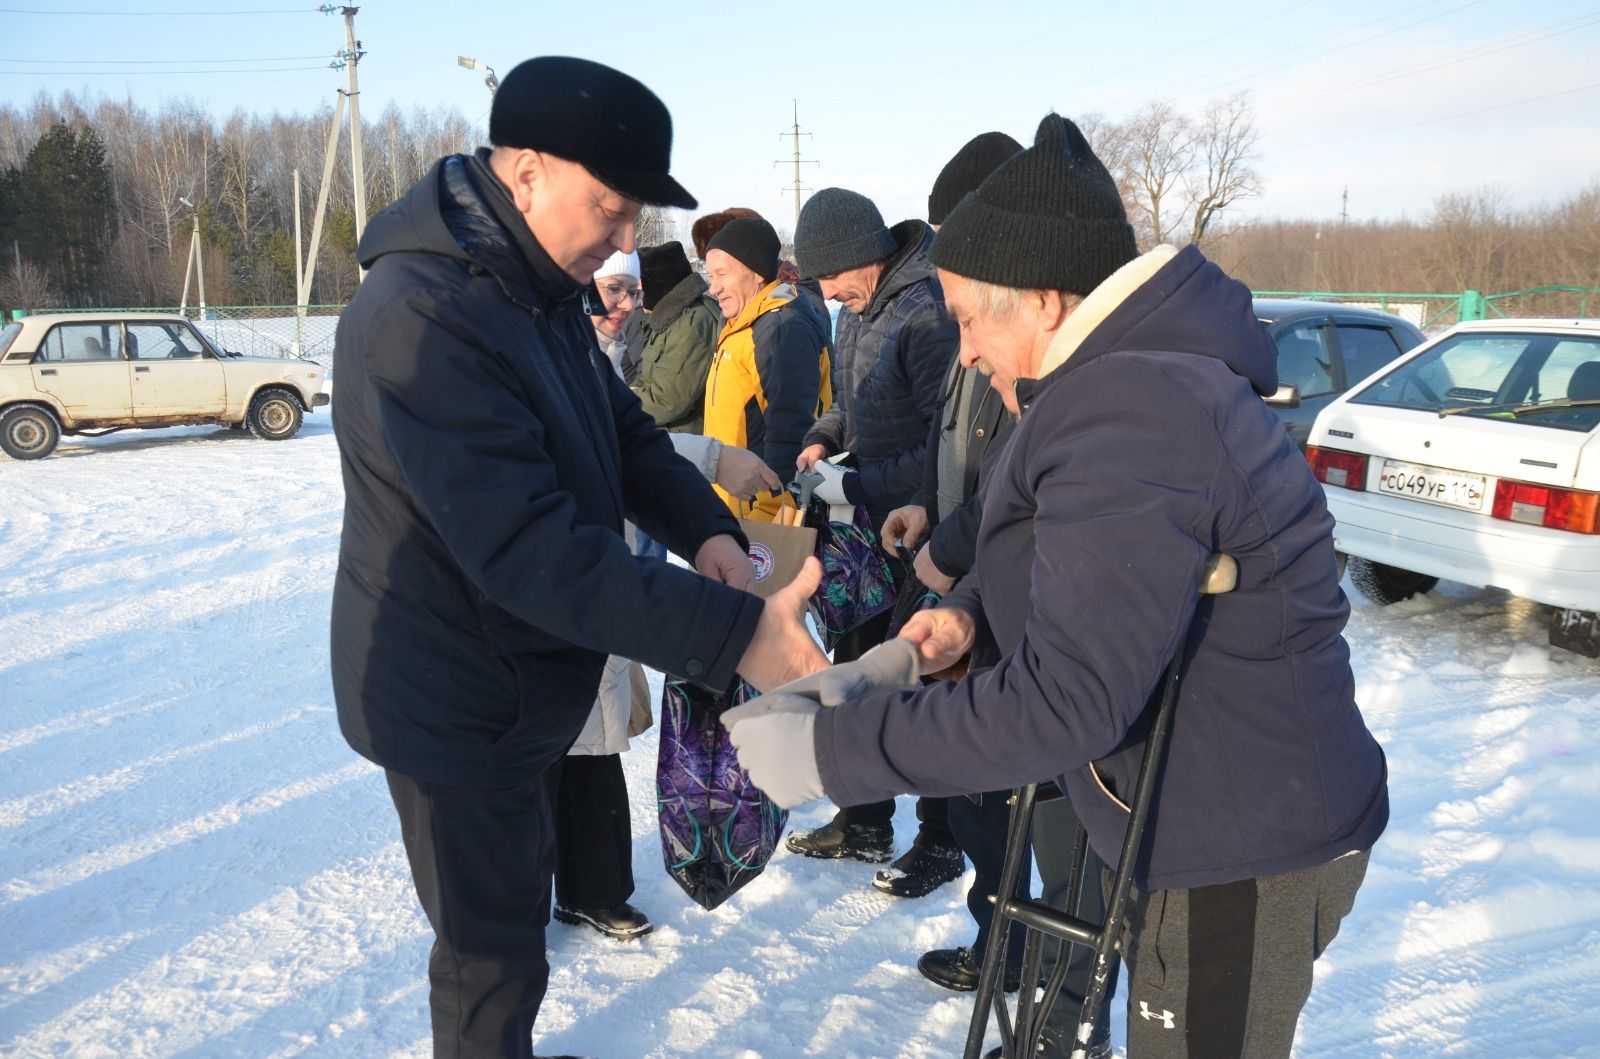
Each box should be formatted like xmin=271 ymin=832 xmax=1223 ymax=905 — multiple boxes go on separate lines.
xmin=723 ymin=641 xmax=921 ymax=808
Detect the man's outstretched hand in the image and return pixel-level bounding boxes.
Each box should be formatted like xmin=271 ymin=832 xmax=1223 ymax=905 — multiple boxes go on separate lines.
xmin=736 ymin=556 xmax=829 ymax=692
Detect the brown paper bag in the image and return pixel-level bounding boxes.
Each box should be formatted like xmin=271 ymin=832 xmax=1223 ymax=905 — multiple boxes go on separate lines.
xmin=740 ymin=516 xmax=817 ymax=598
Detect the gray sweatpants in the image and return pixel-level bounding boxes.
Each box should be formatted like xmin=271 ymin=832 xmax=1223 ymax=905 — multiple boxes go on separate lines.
xmin=1117 ymin=849 xmax=1371 ymax=1059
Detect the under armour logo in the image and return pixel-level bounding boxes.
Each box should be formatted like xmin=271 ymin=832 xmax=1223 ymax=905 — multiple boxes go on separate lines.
xmin=1138 ymin=1001 xmax=1176 ymax=1029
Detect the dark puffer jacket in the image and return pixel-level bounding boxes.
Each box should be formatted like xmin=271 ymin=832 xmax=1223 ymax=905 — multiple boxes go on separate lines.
xmin=815 ymin=245 xmax=1388 ymax=891
xmin=631 ymin=272 xmax=722 ymax=433
xmin=803 ymin=220 xmax=959 ymax=526
xmin=331 ymin=151 xmax=761 ymax=789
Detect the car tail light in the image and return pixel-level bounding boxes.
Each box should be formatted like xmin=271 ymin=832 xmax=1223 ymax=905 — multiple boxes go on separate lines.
xmin=1491 ymin=480 xmax=1600 ymax=534
xmin=1306 ymin=446 xmax=1367 ymax=491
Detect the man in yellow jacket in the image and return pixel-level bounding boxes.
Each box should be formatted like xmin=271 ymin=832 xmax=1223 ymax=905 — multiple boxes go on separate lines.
xmin=701 ymin=216 xmax=833 ymax=520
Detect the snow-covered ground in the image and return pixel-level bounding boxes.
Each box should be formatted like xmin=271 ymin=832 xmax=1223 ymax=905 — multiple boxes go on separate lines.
xmin=3 ymin=420 xmax=1599 ymax=1058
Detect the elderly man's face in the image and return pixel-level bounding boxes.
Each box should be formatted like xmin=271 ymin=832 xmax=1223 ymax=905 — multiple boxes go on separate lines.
xmin=705 ymin=250 xmax=766 ymax=320
xmin=817 ymin=261 xmax=883 ymax=315
xmin=511 ymin=151 xmax=641 ymax=284
xmin=939 ymin=269 xmax=1040 ymax=415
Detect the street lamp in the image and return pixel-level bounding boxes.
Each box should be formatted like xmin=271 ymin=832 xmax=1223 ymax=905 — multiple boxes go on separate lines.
xmin=457 ymin=55 xmax=498 ymax=95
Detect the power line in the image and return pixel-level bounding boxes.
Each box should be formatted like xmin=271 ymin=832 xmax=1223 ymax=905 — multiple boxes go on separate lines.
xmin=0 ymin=65 xmax=331 ymax=75
xmin=0 ymin=54 xmax=329 ymax=64
xmin=1167 ymin=0 xmax=1494 ymax=104
xmin=1259 ymin=12 xmax=1600 ymax=114
xmin=0 ymin=6 xmax=312 ymax=14
xmin=1277 ymin=79 xmax=1600 ymax=152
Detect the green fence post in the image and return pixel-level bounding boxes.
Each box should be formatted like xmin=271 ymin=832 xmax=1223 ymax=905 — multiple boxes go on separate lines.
xmin=1458 ymin=290 xmax=1486 ymax=321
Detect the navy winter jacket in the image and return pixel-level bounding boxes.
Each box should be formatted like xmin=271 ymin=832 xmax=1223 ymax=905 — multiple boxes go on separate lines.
xmin=330 ymin=152 xmax=761 ymax=788
xmin=803 ymin=220 xmax=959 ymax=525
xmin=814 ymin=245 xmax=1388 ymax=890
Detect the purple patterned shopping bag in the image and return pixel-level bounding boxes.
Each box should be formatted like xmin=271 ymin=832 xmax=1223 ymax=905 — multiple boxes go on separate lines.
xmin=802 ymin=503 xmax=898 ymax=651
xmin=656 ymin=678 xmax=788 ymax=910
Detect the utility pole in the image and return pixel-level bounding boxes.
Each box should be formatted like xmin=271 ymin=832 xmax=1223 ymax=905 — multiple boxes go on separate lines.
xmin=178 ymin=195 xmax=206 ymax=316
xmin=774 ymin=100 xmax=817 ymax=229
xmin=324 ymin=3 xmax=368 ymax=279
xmin=1340 ymin=186 xmax=1349 ymax=226
xmin=293 ymin=168 xmax=306 ymax=354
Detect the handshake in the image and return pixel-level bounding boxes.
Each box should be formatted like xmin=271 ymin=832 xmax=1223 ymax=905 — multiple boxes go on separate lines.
xmin=722 ymin=639 xmax=920 ymax=808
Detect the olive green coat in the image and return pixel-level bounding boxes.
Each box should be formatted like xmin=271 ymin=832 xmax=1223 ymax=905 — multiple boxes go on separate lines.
xmin=631 ymin=273 xmax=722 ymax=434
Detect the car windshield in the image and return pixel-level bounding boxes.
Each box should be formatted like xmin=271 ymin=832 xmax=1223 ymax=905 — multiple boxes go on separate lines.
xmin=1349 ymin=331 xmax=1600 ymax=433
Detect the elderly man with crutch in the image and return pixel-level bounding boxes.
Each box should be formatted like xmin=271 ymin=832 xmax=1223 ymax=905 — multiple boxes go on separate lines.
xmin=725 ymin=113 xmax=1389 ymax=1059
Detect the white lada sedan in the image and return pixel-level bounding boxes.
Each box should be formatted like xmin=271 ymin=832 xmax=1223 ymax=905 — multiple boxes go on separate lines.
xmin=1306 ymin=318 xmax=1600 ymax=657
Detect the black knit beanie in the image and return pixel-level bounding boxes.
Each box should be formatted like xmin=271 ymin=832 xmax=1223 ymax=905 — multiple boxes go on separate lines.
xmin=792 ymin=187 xmax=897 ymax=279
xmin=928 ymin=131 xmax=1023 ymax=226
xmin=638 ymin=241 xmax=693 ymax=310
xmin=489 ymin=56 xmax=696 ymax=209
xmin=931 ymin=114 xmax=1137 ymax=295
xmin=705 ymin=217 xmax=781 ymax=284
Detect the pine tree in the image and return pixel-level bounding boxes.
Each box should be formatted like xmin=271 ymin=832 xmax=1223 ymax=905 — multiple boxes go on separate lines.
xmin=14 ymin=122 xmax=116 ymax=305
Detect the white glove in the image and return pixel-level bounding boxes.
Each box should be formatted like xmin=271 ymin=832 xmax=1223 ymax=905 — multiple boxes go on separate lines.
xmin=722 ymin=693 xmax=824 ymax=808
xmin=811 ymin=459 xmax=856 ymax=506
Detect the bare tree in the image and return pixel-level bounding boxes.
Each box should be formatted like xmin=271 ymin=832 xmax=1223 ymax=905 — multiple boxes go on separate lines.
xmin=0 ymin=256 xmax=62 ymax=309
xmin=1122 ymin=101 xmax=1195 ymax=248
xmin=1188 ymin=92 xmax=1262 ymax=247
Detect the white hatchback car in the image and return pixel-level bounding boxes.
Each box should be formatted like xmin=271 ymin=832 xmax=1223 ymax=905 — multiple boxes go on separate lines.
xmin=0 ymin=312 xmax=328 ymax=460
xmin=1306 ymin=318 xmax=1600 ymax=656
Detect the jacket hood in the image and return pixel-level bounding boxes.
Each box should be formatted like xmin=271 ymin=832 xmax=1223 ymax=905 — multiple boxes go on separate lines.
xmin=356 ymin=151 xmax=587 ymax=310
xmin=645 ymin=272 xmax=712 ymax=332
xmin=1039 ymin=244 xmax=1277 ymax=397
xmin=862 ymin=219 xmax=936 ymax=322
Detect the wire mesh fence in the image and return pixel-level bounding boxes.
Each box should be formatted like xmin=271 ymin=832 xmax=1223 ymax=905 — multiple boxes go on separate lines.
xmin=1250 ymin=286 xmax=1600 ymax=333
xmin=12 ymin=305 xmax=344 ymax=370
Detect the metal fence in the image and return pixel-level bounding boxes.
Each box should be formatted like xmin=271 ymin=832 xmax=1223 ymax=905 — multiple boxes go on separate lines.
xmin=1251 ymin=286 xmax=1600 ymax=333
xmin=15 ymin=285 xmax=1600 ymax=357
xmin=9 ymin=305 xmax=343 ymax=369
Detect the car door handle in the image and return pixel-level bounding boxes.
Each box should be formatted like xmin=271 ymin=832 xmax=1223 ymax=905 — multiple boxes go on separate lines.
xmin=135 ymin=366 xmax=150 ymax=373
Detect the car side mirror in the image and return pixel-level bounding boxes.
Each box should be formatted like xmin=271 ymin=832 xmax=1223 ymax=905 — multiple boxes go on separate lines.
xmin=1265 ymin=382 xmax=1301 ymax=408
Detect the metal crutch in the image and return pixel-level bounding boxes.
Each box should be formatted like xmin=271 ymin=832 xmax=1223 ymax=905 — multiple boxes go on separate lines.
xmin=963 ymin=554 xmax=1238 ymax=1059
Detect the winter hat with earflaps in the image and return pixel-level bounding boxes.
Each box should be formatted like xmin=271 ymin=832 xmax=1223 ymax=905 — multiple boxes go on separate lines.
xmin=489 ymin=56 xmax=697 ymax=210
xmin=930 ymin=113 xmax=1137 ymax=296
xmin=638 ymin=241 xmax=693 ymax=310
xmin=927 ymin=131 xmax=1023 ymax=226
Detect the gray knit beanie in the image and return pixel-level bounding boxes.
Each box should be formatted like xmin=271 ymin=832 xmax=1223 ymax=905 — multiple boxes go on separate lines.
xmin=931 ymin=114 xmax=1137 ymax=296
xmin=793 ymin=187 xmax=897 ymax=279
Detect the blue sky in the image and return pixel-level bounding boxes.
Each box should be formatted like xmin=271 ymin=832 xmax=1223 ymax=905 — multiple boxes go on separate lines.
xmin=4 ymin=0 xmax=1598 ymax=235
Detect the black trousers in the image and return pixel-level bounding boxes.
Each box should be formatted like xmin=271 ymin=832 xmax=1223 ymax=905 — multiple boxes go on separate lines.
xmin=542 ymin=753 xmax=634 ymax=911
xmin=949 ymin=787 xmax=1114 ymax=1046
xmin=1116 ymin=849 xmax=1370 ymax=1059
xmin=948 ymin=789 xmax=1030 ymax=966
xmin=385 ymin=769 xmax=552 ymax=1059
xmin=830 ymin=609 xmax=953 ymax=841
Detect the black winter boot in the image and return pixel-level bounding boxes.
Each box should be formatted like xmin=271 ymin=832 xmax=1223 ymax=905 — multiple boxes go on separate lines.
xmin=916 ymin=946 xmax=1022 ymax=993
xmin=553 ymin=901 xmax=653 ymax=939
xmin=873 ymin=834 xmax=965 ymax=897
xmin=785 ymin=818 xmax=895 ymax=863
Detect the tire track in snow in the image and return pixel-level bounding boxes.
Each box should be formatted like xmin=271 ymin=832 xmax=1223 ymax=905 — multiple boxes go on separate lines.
xmin=1 ymin=761 xmax=371 ymax=904
xmin=0 ymin=711 xmax=307 ymax=829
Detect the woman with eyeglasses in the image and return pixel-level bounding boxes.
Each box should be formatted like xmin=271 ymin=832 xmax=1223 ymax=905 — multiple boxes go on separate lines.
xmin=541 ymin=250 xmax=657 ymax=942
xmin=590 ymin=250 xmax=646 ymax=381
